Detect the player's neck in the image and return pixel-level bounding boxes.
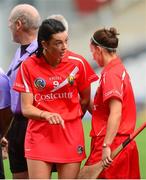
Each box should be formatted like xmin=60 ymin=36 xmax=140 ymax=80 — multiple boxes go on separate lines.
xmin=104 ymin=53 xmax=117 ymax=66
xmin=43 ymin=52 xmax=61 ymax=67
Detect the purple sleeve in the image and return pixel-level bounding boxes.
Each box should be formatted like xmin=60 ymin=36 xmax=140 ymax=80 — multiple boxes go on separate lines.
xmin=0 ymin=72 xmax=11 ymax=109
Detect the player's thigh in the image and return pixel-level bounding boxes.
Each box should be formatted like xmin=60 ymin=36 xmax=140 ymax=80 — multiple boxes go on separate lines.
xmin=57 ymin=162 xmax=81 ymax=179
xmin=27 ymin=159 xmax=52 ymax=179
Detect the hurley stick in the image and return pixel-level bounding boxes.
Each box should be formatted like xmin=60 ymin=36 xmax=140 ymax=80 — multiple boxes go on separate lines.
xmin=78 ymin=122 xmax=146 ymax=179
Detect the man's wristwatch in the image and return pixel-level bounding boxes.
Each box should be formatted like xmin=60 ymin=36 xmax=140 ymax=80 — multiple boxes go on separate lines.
xmin=102 ymin=143 xmax=111 ymax=148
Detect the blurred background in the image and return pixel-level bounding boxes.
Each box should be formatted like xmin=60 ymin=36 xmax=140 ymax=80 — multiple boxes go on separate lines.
xmin=0 ymin=0 xmax=146 ymax=116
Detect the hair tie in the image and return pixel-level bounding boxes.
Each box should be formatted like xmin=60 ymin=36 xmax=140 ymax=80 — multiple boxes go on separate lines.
xmin=91 ymin=36 xmax=116 ymax=51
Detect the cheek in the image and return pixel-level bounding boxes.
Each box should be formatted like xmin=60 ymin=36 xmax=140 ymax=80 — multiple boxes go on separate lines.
xmin=93 ymin=53 xmax=103 ymax=67
xmin=90 ymin=49 xmax=96 ymax=59
xmin=93 ymin=51 xmax=99 ymax=61
xmin=49 ymin=47 xmax=58 ymax=53
xmin=48 ymin=47 xmax=60 ymax=58
xmin=98 ymin=56 xmax=104 ymax=67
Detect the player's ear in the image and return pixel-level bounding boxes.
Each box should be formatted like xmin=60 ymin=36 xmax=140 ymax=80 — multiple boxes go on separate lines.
xmin=41 ymin=40 xmax=47 ymax=50
xmin=95 ymin=46 xmax=101 ymax=52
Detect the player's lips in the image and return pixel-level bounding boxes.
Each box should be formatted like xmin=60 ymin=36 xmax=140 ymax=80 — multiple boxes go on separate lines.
xmin=60 ymin=51 xmax=66 ymax=56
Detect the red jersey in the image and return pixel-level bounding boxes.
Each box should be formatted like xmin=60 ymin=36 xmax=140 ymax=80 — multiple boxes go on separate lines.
xmin=13 ymin=50 xmax=98 ymax=162
xmin=90 ymin=57 xmax=136 ymax=137
xmin=13 ymin=50 xmax=98 ymax=121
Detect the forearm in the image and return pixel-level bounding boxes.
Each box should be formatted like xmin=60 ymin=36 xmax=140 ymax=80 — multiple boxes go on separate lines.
xmin=80 ymin=98 xmax=89 ymax=117
xmin=104 ymin=111 xmax=121 ymax=145
xmin=87 ymin=100 xmax=93 ymax=114
xmin=102 ymin=99 xmax=122 ymax=167
xmin=21 ymin=92 xmax=45 ymax=120
xmin=79 ymin=87 xmax=91 ymax=118
xmin=22 ymin=104 xmax=45 ymax=120
xmin=21 ymin=93 xmax=64 ymax=127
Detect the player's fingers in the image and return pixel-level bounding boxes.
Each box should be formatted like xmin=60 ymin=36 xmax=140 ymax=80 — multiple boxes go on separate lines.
xmin=54 ymin=115 xmax=62 ymax=124
xmin=51 ymin=116 xmax=58 ymax=124
xmin=107 ymin=156 xmax=113 ymax=163
xmin=55 ymin=114 xmax=65 ymax=129
xmin=102 ymin=159 xmax=109 ymax=168
xmin=105 ymin=158 xmax=111 ymax=166
xmin=47 ymin=114 xmax=60 ymax=124
xmin=53 ymin=115 xmax=61 ymax=124
xmin=60 ymin=119 xmax=65 ymax=129
xmin=47 ymin=114 xmax=65 ymax=129
xmin=102 ymin=160 xmax=108 ymax=168
xmin=48 ymin=118 xmax=53 ymax=124
xmin=1 ymin=140 xmax=7 ymax=147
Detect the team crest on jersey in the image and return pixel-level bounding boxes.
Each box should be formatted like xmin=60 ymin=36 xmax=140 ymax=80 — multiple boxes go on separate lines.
xmin=34 ymin=78 xmax=46 ymax=90
xmin=67 ymin=75 xmax=74 ymax=85
xmin=77 ymin=145 xmax=84 ymax=154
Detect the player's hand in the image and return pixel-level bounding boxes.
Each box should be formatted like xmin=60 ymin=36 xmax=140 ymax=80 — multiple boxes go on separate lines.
xmin=0 ymin=137 xmax=8 ymax=146
xmin=41 ymin=111 xmax=65 ymax=129
xmin=102 ymin=146 xmax=112 ymax=168
xmin=0 ymin=137 xmax=8 ymax=160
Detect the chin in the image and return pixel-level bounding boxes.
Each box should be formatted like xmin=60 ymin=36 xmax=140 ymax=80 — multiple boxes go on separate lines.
xmin=60 ymin=54 xmax=65 ymax=58
xmin=100 ymin=64 xmax=104 ymax=68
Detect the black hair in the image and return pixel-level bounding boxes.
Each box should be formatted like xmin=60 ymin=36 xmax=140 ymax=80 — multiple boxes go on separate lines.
xmin=36 ymin=19 xmax=65 ymax=57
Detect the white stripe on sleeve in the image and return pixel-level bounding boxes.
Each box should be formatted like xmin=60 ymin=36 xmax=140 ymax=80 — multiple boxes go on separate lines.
xmin=20 ymin=63 xmax=30 ymax=93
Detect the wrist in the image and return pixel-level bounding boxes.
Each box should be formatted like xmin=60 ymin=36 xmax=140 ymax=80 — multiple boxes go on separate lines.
xmin=39 ymin=111 xmax=44 ymax=119
xmin=102 ymin=143 xmax=111 ymax=148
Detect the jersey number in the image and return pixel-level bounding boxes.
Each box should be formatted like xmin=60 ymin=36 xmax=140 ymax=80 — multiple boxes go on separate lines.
xmin=53 ymin=81 xmax=59 ymax=88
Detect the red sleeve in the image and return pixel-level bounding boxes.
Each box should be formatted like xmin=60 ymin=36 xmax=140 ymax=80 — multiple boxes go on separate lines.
xmin=77 ymin=58 xmax=99 ymax=92
xmin=13 ymin=62 xmax=33 ymax=93
xmin=102 ymin=71 xmax=123 ymax=102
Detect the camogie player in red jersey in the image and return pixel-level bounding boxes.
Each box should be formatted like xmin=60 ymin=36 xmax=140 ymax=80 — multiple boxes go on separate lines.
xmin=13 ymin=19 xmax=98 ymax=179
xmin=82 ymin=27 xmax=140 ymax=179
